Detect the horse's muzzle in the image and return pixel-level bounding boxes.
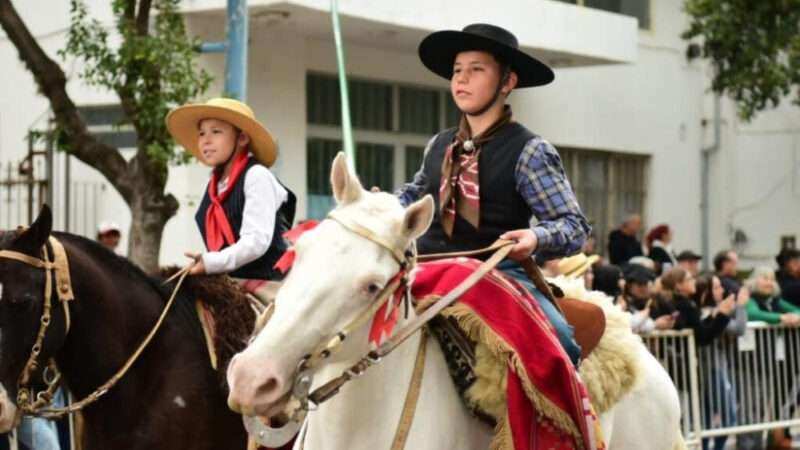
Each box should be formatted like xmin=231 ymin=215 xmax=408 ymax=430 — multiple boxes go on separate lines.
xmin=226 ymin=351 xmax=289 ymax=416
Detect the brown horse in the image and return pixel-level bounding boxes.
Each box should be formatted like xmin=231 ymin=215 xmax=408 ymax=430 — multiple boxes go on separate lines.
xmin=0 ymin=206 xmax=249 ymax=449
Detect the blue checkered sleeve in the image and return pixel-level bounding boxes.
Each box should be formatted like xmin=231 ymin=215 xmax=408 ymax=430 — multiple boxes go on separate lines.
xmin=395 ymin=136 xmax=437 ymax=207
xmin=515 ymin=137 xmax=591 ymax=259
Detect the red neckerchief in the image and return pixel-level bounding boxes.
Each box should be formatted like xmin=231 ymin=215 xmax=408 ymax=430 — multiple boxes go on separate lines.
xmin=204 ymin=151 xmax=250 ymax=251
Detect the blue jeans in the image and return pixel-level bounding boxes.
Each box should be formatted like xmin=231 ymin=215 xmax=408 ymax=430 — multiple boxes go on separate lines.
xmin=18 ymin=389 xmax=63 ymax=450
xmin=497 ymin=260 xmax=581 ymax=365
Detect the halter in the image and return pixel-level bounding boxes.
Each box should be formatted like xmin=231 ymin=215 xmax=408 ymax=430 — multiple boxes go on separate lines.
xmin=0 ymin=237 xmax=74 ymax=415
xmin=0 ymin=236 xmax=191 ymax=419
xmin=245 ymin=208 xmax=514 ymax=448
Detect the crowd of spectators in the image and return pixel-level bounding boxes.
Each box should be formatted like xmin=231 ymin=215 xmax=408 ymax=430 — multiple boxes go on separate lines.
xmin=540 ymin=216 xmax=800 ymax=450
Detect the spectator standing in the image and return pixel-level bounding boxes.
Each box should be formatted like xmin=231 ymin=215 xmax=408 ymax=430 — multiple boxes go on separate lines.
xmin=677 ymin=250 xmax=702 ymax=277
xmin=608 ymin=214 xmax=644 ymax=265
xmin=776 ymin=248 xmax=800 ymax=308
xmin=96 ymin=221 xmax=123 ymax=254
xmin=695 ymin=275 xmax=748 ymax=450
xmin=662 ymin=268 xmax=732 ymax=346
xmin=745 ymin=267 xmax=800 ymax=449
xmin=621 ymin=265 xmax=674 ymax=333
xmin=714 ymin=250 xmax=742 ymax=296
xmin=646 ymin=224 xmax=678 ymax=275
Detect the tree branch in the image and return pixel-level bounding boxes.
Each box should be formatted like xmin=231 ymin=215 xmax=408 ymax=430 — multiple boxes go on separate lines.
xmin=136 ymin=0 xmax=152 ymax=35
xmin=0 ymin=0 xmax=134 ymax=201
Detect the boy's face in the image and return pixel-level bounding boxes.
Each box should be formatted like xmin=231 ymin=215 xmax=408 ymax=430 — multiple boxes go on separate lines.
xmin=198 ymin=118 xmax=249 ymax=166
xmin=451 ymin=51 xmax=509 ymax=115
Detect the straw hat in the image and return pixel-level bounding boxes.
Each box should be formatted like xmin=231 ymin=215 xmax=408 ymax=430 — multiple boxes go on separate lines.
xmin=557 ymin=253 xmax=600 ymax=279
xmin=166 ymin=98 xmax=277 ymax=167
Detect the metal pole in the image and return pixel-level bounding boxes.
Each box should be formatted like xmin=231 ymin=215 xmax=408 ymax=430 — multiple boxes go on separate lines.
xmin=26 ymin=132 xmax=34 ymax=225
xmin=65 ymin=154 xmax=71 ymax=233
xmin=46 ymin=129 xmax=54 ymax=210
xmin=225 ymin=0 xmax=248 ymax=101
xmin=700 ymin=94 xmax=721 ymax=271
xmin=330 ymin=0 xmax=355 ymax=169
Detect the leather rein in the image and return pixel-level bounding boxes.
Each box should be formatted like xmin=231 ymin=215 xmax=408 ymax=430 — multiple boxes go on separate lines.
xmin=244 ymin=210 xmax=514 ymax=448
xmin=0 ymin=237 xmax=191 ymax=419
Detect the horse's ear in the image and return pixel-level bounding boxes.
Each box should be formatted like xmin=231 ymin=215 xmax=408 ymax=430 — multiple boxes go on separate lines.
xmin=12 ymin=205 xmax=52 ymax=256
xmin=402 ymin=195 xmax=434 ymax=241
xmin=330 ymin=152 xmax=363 ymax=205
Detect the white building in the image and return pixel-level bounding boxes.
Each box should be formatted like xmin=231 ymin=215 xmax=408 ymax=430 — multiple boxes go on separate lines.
xmin=1 ymin=0 xmax=798 ymax=269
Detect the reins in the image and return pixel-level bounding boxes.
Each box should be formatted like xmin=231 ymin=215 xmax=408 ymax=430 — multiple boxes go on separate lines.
xmin=0 ymin=238 xmax=192 ymax=419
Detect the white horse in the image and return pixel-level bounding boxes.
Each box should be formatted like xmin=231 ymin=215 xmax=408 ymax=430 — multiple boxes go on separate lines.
xmin=227 ymin=153 xmax=685 ymax=450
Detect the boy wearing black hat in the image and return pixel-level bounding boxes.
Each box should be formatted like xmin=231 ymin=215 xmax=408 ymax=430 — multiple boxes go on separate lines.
xmin=397 ymin=24 xmax=591 ymax=364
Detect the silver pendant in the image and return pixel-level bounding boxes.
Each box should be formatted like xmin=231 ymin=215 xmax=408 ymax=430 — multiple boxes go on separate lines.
xmin=463 ymin=140 xmax=475 ymax=151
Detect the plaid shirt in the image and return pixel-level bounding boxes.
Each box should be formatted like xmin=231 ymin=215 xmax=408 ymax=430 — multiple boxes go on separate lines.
xmin=397 ymin=135 xmax=591 ymax=259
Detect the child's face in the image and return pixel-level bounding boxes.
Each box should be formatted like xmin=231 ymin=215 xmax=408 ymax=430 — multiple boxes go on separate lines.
xmin=198 ymin=118 xmax=242 ymax=166
xmin=450 ymin=51 xmax=506 ymax=115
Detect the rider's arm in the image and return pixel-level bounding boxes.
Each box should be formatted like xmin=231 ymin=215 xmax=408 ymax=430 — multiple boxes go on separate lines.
xmin=395 ymin=135 xmax=436 ymax=207
xmin=515 ymin=137 xmax=591 ymax=260
xmin=202 ymin=166 xmax=287 ymax=274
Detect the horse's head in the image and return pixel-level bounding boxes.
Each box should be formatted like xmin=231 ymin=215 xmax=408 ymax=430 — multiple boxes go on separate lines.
xmin=227 ymin=153 xmax=434 ymax=418
xmin=0 ymin=206 xmax=67 ymax=431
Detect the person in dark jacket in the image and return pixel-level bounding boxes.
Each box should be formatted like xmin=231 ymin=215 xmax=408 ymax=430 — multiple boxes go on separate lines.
xmin=646 ymin=224 xmax=677 ymax=275
xmin=714 ymin=250 xmax=741 ymax=297
xmin=662 ymin=267 xmax=733 ymax=346
xmin=776 ymin=248 xmax=800 ymax=308
xmin=608 ymin=214 xmax=643 ymax=265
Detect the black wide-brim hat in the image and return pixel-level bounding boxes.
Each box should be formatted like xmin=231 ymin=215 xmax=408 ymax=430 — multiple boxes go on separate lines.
xmin=419 ymin=23 xmax=554 ymax=88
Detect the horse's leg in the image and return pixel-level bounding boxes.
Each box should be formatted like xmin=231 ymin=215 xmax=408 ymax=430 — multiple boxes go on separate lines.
xmin=605 ymin=348 xmax=683 ymax=450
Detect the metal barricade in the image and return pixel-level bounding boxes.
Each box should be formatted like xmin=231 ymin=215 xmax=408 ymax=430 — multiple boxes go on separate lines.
xmin=643 ymin=322 xmax=800 ymax=448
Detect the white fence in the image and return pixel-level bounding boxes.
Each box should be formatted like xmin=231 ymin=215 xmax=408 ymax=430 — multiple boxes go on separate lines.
xmin=643 ymin=322 xmax=800 ymax=448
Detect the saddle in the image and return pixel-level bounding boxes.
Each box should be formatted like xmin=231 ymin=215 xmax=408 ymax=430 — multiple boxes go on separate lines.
xmin=557 ymin=297 xmax=606 ymax=360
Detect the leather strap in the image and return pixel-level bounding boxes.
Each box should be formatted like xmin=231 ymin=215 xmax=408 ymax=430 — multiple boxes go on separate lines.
xmin=308 ymin=242 xmax=512 ymax=406
xmin=328 ymin=211 xmax=407 ymax=265
xmin=390 ymin=330 xmax=427 ymax=450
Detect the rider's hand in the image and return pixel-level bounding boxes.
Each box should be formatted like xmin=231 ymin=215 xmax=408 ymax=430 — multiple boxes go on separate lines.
xmin=185 ymin=252 xmax=206 ymax=275
xmin=499 ymin=229 xmax=538 ymax=262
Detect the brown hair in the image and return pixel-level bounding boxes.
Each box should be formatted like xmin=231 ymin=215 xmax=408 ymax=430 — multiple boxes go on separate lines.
xmin=660 ymin=267 xmax=688 ymax=299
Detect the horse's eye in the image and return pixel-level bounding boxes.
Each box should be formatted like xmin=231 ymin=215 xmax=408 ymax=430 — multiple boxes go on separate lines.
xmin=366 ymin=283 xmax=381 ymax=296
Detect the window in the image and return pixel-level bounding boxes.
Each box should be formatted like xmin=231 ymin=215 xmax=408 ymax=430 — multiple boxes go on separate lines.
xmin=306 ymin=138 xmax=396 ymax=218
xmin=553 ymin=0 xmax=650 ymax=29
xmin=306 ymin=72 xmax=457 ymax=219
xmin=559 ymin=148 xmax=649 ymax=256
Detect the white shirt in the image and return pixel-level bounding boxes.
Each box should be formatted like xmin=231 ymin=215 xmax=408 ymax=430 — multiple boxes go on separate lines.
xmin=202 ymin=163 xmax=289 ymax=275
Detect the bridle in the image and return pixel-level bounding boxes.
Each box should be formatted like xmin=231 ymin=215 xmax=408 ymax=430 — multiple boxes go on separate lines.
xmin=244 ymin=209 xmax=514 ymax=448
xmin=0 ymin=236 xmax=191 ymax=419
xmin=0 ymin=237 xmax=74 ymax=416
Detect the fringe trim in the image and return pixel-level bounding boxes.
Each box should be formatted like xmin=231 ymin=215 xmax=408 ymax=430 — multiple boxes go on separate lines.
xmin=489 ymin=414 xmax=514 ymax=450
xmin=442 ymin=303 xmax=584 ymax=450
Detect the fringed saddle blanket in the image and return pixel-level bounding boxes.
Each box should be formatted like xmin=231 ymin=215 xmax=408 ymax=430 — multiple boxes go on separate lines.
xmin=412 ymin=259 xmax=604 ymax=450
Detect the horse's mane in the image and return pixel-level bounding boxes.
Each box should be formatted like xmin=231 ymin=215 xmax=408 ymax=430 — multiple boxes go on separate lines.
xmin=55 ymin=232 xmax=171 ymax=297
xmin=54 ymin=233 xmax=254 ymax=388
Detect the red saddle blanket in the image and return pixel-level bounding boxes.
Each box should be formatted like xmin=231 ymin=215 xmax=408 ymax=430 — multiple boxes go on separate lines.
xmin=410 ymin=259 xmax=603 ymax=450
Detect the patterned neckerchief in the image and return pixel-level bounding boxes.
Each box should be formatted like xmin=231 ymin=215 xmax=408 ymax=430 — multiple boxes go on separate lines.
xmin=439 ymin=106 xmax=513 ymax=236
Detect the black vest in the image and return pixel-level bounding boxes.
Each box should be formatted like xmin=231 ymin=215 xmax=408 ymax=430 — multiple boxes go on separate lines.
xmin=417 ymin=122 xmax=535 ymax=256
xmin=195 ymin=159 xmax=296 ymax=280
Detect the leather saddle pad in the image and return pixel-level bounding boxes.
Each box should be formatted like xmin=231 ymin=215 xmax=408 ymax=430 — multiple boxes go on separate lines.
xmin=556 ymin=297 xmax=606 ymax=360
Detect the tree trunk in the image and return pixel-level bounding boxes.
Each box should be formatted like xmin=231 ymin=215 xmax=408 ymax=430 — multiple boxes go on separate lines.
xmin=128 ymin=191 xmax=178 ymax=274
